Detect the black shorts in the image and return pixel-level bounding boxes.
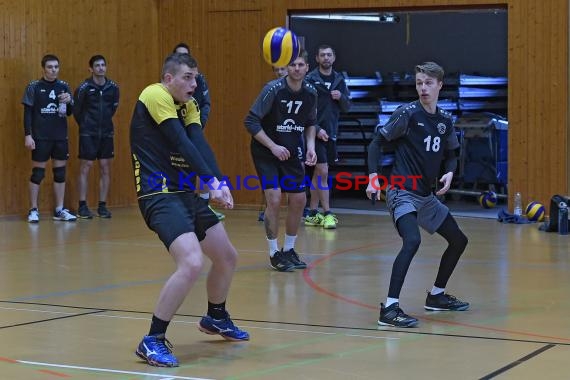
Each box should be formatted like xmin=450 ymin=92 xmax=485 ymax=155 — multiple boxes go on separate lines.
xmin=315 ymin=139 xmax=337 ymax=165
xmin=251 ymin=145 xmax=307 ymax=193
xmin=79 ymin=135 xmax=114 ymax=160
xmin=138 ymin=192 xmax=219 ymax=249
xmin=32 ymin=140 xmax=69 ymax=162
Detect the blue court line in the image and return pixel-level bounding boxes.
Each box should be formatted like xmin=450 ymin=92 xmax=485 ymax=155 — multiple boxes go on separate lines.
xmin=8 ymin=264 xmax=265 ymax=302
xmin=8 ymin=278 xmax=168 ymax=302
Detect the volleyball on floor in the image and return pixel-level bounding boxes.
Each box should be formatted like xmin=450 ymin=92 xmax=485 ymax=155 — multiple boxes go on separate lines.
xmin=262 ymin=27 xmax=300 ymax=67
xmin=478 ymin=191 xmax=497 ymax=209
xmin=525 ymin=201 xmax=545 ymax=222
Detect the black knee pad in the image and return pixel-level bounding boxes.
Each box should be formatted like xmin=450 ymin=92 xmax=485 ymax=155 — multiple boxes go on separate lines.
xmin=53 ymin=166 xmax=66 ymax=183
xmin=30 ymin=167 xmax=45 ymax=185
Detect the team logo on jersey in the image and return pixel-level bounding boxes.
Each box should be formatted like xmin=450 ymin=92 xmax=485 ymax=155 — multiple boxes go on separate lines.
xmin=277 ymin=118 xmax=304 ymax=133
xmin=178 ymin=104 xmax=187 ymax=119
xmin=40 ymin=103 xmax=58 ymax=114
xmin=437 ymin=123 xmax=447 ymax=134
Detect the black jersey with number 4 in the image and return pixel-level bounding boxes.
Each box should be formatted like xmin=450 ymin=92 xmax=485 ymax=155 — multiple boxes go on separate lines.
xmin=21 ymin=78 xmax=72 ymax=140
xmin=245 ymin=77 xmax=317 ymax=160
xmin=379 ymin=100 xmax=459 ymax=196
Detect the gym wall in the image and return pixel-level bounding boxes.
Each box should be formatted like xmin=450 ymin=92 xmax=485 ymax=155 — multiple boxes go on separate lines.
xmin=0 ymin=0 xmax=566 ymax=215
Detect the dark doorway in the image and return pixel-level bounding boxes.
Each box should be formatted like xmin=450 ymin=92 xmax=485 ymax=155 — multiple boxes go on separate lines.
xmin=290 ymin=9 xmax=509 ymax=218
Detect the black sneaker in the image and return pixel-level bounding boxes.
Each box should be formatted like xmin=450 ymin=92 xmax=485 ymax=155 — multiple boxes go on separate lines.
xmin=269 ymin=250 xmax=295 ymax=272
xmin=78 ymin=204 xmax=94 ymax=219
xmin=97 ymin=205 xmax=112 ymax=218
xmin=281 ymin=248 xmax=307 ymax=269
xmin=378 ymin=302 xmax=419 ymax=328
xmin=424 ymin=292 xmax=470 ymax=311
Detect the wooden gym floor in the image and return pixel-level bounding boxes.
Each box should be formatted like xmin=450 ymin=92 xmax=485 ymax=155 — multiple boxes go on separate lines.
xmin=0 ymin=206 xmax=568 ymax=379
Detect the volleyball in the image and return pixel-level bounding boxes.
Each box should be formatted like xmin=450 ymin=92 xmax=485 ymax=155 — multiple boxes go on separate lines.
xmin=478 ymin=191 xmax=497 ymax=209
xmin=525 ymin=201 xmax=545 ymax=222
xmin=262 ymin=27 xmax=300 ymax=67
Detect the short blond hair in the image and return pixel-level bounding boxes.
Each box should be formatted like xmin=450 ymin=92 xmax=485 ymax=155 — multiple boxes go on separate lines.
xmin=415 ymin=62 xmax=444 ymax=82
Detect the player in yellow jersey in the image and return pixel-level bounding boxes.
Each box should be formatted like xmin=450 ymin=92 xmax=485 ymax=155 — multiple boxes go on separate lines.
xmin=130 ymin=53 xmax=249 ymax=367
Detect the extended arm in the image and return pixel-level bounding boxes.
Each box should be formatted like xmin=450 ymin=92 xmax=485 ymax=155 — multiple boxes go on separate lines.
xmin=159 ymin=118 xmax=215 ymax=180
xmin=185 ymin=123 xmax=223 ymax=179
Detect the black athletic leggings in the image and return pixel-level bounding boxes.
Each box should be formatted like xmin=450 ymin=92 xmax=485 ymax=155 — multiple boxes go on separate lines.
xmin=387 ymin=212 xmax=468 ymax=298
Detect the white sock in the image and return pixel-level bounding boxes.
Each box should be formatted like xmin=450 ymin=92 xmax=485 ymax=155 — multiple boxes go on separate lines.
xmin=283 ymin=234 xmax=297 ymax=251
xmin=199 ymin=193 xmax=209 ymax=200
xmin=267 ymin=239 xmax=279 ymax=257
xmin=55 ymin=206 xmax=63 ymax=213
xmin=386 ymin=297 xmax=399 ymax=307
xmin=430 ymin=286 xmax=445 ymax=296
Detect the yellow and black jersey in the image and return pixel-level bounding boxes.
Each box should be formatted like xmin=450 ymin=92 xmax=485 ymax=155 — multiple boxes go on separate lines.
xmin=130 ymin=83 xmax=215 ymax=198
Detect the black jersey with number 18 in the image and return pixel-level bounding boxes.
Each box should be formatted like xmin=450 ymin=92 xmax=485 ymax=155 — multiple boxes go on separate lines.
xmin=379 ymin=100 xmax=459 ymax=196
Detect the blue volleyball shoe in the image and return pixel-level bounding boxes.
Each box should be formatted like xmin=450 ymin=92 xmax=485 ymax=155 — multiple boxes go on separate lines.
xmin=135 ymin=335 xmax=179 ymax=367
xmin=198 ymin=314 xmax=250 ymax=341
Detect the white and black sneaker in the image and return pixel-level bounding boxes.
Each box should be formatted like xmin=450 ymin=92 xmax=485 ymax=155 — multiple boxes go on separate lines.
xmin=28 ymin=208 xmax=39 ymax=223
xmin=282 ymin=248 xmax=307 ymax=269
xmin=53 ymin=208 xmax=77 ymax=221
xmin=378 ymin=302 xmax=419 ymax=328
xmin=269 ymin=250 xmax=295 ymax=272
xmin=425 ymin=292 xmax=469 ymax=311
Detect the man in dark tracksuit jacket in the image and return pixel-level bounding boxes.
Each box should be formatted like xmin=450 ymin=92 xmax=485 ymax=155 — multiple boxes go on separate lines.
xmin=73 ymin=55 xmax=120 ymax=219
xmin=304 ymin=44 xmax=351 ymax=229
xmin=193 ymin=75 xmax=211 ymax=128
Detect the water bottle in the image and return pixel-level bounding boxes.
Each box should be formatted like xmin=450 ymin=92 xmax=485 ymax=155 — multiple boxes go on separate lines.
xmin=513 ymin=192 xmax=522 ymax=216
xmin=58 ymin=92 xmax=67 ymax=117
xmin=558 ymin=201 xmax=568 ymax=235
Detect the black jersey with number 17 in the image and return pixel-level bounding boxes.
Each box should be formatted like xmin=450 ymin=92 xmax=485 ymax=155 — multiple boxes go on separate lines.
xmin=378 ymin=100 xmax=459 ymax=196
xmin=245 ymin=77 xmax=317 ymax=160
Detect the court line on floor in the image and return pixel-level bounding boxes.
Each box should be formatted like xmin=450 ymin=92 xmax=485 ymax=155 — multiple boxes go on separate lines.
xmin=0 ymin=302 xmax=568 ymax=378
xmin=0 ymin=230 xmax=153 ymax=254
xmin=6 ymin=260 xmax=274 ymax=302
xmin=0 ymin=310 xmax=105 ymax=329
xmin=1 ymin=236 xmax=568 ymax=344
xmin=479 ymin=344 xmax=556 ymax=379
xmin=15 ymin=360 xmax=214 ymax=380
xmin=0 ymin=301 xmax=568 ymax=347
xmin=222 ymin=340 xmax=397 ymax=380
xmin=9 ymin=278 xmax=169 ymax=302
xmin=0 ymin=306 xmax=398 ymax=379
xmin=301 ymin=243 xmax=570 ymax=343
xmin=3 ymin=335 xmax=394 ymax=380
xmin=0 ymin=304 xmax=398 ymax=341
